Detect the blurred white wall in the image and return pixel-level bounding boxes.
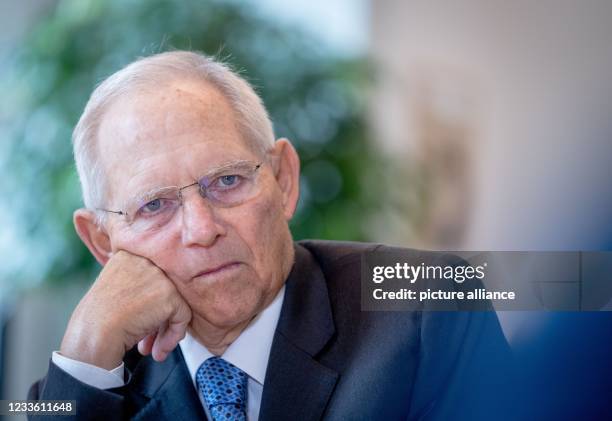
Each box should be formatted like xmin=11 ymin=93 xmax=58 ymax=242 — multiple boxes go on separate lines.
xmin=369 ymin=0 xmax=612 ymax=251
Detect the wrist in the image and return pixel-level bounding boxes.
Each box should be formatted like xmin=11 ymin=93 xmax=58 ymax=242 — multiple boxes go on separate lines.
xmin=60 ymin=317 xmax=124 ymax=370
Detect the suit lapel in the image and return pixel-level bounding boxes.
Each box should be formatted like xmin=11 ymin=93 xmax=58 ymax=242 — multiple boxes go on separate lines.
xmin=259 ymin=244 xmax=339 ymax=420
xmin=130 ymin=348 xmax=208 ymax=420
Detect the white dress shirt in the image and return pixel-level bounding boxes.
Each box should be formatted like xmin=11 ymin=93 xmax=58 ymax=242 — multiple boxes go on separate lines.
xmin=52 ymin=285 xmax=285 ymax=421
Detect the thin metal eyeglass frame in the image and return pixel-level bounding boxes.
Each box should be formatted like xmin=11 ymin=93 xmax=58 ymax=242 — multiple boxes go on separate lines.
xmin=96 ymin=162 xmax=262 ymax=221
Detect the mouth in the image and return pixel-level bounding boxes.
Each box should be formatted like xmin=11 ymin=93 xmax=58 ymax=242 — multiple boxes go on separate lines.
xmin=194 ymin=262 xmax=241 ymax=279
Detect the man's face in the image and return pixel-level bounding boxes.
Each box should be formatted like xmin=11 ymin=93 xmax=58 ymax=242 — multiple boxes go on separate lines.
xmin=95 ymin=79 xmax=296 ymax=331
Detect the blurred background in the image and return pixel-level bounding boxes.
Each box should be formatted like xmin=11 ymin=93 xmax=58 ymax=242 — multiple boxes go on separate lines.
xmin=1 ymin=0 xmax=611 ymax=419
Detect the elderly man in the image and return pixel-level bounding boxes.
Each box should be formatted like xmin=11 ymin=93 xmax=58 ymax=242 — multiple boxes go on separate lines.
xmin=29 ymin=51 xmax=514 ymax=420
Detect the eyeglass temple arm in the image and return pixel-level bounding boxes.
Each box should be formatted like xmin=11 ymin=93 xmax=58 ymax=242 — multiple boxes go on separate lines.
xmin=96 ymin=208 xmax=126 ymax=216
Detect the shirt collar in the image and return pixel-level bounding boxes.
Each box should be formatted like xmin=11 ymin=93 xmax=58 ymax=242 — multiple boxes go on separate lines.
xmin=180 ymin=285 xmax=285 ymax=386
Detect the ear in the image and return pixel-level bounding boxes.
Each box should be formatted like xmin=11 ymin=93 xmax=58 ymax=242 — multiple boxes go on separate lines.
xmin=73 ymin=208 xmax=113 ymax=266
xmin=270 ymin=138 xmax=300 ymax=220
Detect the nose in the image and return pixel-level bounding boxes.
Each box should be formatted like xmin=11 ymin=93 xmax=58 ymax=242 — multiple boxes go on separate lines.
xmin=179 ymin=189 xmax=226 ymax=247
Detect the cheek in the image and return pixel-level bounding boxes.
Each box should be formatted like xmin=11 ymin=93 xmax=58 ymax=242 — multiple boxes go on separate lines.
xmin=242 ymin=192 xmax=291 ymax=279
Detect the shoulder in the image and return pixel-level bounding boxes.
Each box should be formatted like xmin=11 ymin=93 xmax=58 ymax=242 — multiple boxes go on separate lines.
xmin=292 ymin=239 xmax=447 ymax=320
xmin=295 ymin=239 xmax=462 ymax=280
xmin=296 ymin=239 xmax=379 ymax=268
xmin=292 ymin=239 xmax=491 ymax=325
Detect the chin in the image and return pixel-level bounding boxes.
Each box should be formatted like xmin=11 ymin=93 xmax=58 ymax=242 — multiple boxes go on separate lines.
xmin=192 ymin=284 xmax=264 ymax=328
xmin=198 ymin=304 xmax=258 ymax=329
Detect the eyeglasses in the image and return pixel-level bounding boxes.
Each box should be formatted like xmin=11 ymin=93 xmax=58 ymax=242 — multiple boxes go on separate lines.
xmin=97 ymin=160 xmax=263 ymax=233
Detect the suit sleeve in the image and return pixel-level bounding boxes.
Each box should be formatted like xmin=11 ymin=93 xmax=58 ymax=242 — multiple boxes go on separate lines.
xmin=407 ymin=310 xmax=518 ymax=421
xmin=28 ymin=360 xmax=127 ymax=421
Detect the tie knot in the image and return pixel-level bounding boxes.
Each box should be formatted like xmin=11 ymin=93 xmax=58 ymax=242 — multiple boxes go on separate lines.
xmin=196 ymin=357 xmax=248 ymax=420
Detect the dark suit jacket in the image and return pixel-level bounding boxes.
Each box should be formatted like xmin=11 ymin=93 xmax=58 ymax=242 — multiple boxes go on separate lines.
xmin=29 ymin=240 xmax=516 ymax=420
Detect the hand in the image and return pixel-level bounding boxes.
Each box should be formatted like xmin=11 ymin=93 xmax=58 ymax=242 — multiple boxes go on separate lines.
xmin=59 ymin=250 xmax=192 ymax=370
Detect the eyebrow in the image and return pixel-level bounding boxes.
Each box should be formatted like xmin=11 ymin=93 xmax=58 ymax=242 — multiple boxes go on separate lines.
xmin=198 ymin=159 xmax=255 ymax=176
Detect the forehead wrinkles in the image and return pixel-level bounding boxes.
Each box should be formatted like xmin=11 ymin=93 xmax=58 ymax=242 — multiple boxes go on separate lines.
xmin=113 ymin=82 xmax=237 ymax=146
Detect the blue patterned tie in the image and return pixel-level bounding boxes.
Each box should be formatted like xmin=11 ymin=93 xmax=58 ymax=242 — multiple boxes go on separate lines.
xmin=196 ymin=357 xmax=248 ymax=421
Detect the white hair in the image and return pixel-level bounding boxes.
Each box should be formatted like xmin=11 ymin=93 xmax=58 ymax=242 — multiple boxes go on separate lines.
xmin=72 ymin=50 xmax=275 ymax=213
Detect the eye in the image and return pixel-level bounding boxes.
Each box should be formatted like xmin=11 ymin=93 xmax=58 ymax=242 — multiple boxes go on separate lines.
xmin=141 ymin=199 xmax=162 ymax=213
xmin=219 ymin=175 xmax=238 ymax=186
xmin=135 ymin=197 xmax=176 ymax=218
xmin=210 ymin=174 xmax=243 ymax=191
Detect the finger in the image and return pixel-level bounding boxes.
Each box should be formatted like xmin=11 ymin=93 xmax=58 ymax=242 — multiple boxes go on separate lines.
xmin=138 ymin=332 xmax=156 ymax=356
xmin=138 ymin=333 xmax=155 ymax=355
xmin=152 ymin=319 xmax=190 ymax=362
xmin=151 ymin=322 xmax=170 ymax=362
xmin=152 ymin=298 xmax=191 ymax=362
